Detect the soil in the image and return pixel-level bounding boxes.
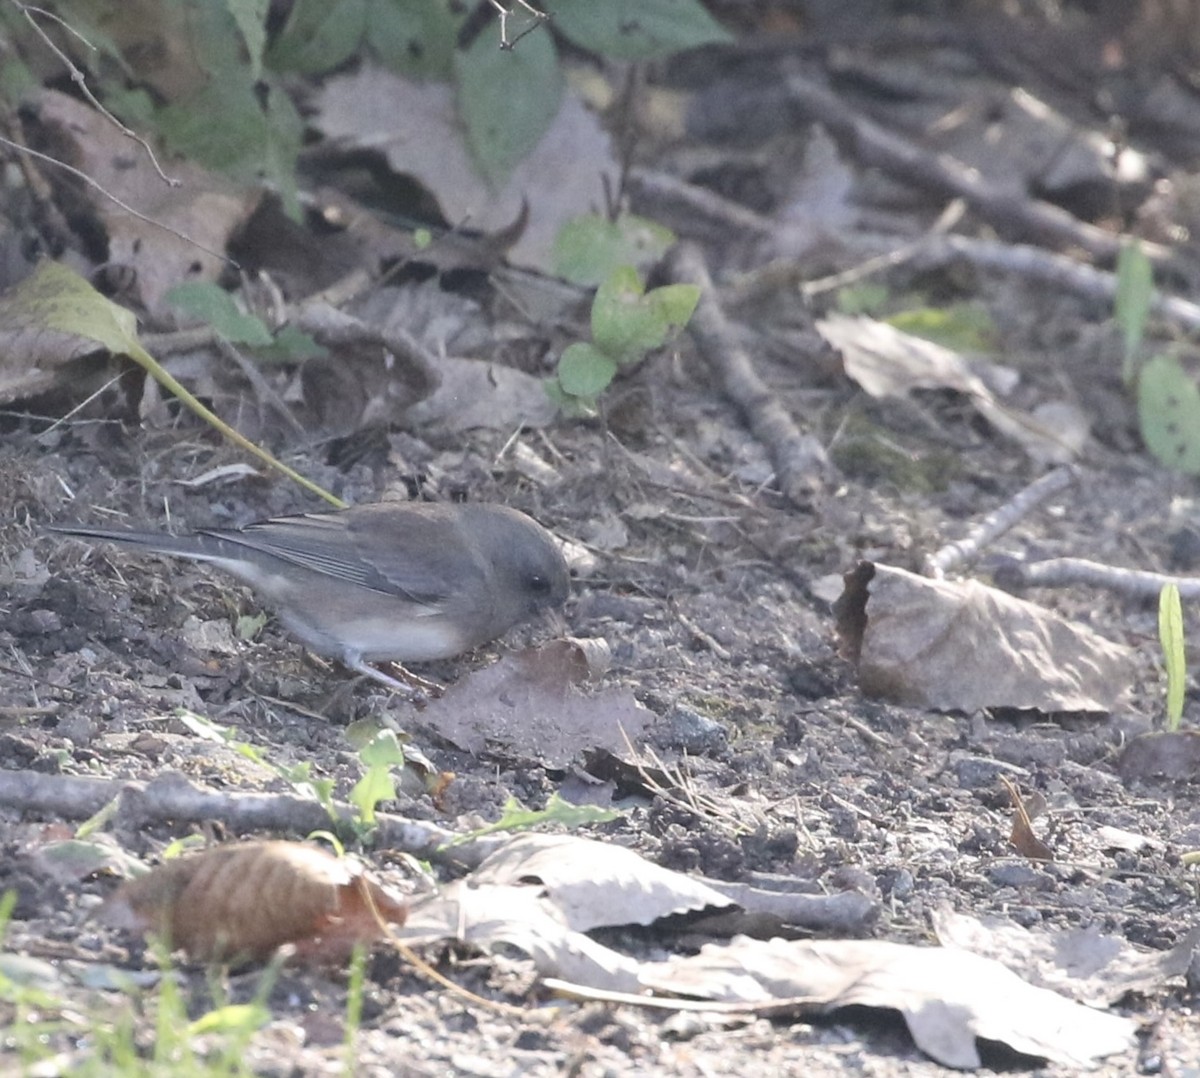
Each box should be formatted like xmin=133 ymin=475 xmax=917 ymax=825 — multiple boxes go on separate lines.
xmin=4 ymin=3 xmax=1200 ymax=1076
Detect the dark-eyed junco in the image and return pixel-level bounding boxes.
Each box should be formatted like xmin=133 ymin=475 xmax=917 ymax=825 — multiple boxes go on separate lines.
xmin=50 ymin=502 xmax=570 ymax=691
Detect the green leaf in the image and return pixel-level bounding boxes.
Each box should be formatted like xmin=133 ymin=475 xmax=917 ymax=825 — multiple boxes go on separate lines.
xmin=267 ymin=0 xmax=367 ymax=73
xmin=260 ymin=82 xmax=306 ymax=218
xmin=1159 ymin=583 xmax=1186 ymax=732
xmin=442 ymin=793 xmax=621 ymax=847
xmin=886 ymin=304 xmax=996 ymax=353
xmin=553 ymin=213 xmax=675 ymax=286
xmin=0 ymin=54 xmax=35 ymax=103
xmin=157 ymin=66 xmax=301 ymax=193
xmin=645 ymin=283 xmax=700 ymax=329
xmin=349 ymin=730 xmax=405 ymax=827
xmin=545 ymin=0 xmax=732 ymax=60
xmin=0 ymin=260 xmax=139 ymax=356
xmin=188 ymin=1003 xmax=269 ymax=1037
xmin=1138 ymin=352 xmax=1200 ymax=474
xmin=836 ymin=283 xmax=891 ymax=316
xmin=358 ymin=729 xmax=406 ymax=769
xmin=366 ymin=0 xmax=463 ymax=77
xmin=557 ymin=342 xmax=617 ymax=398
xmin=1116 ymin=241 xmax=1154 ymax=383
xmin=543 ymin=375 xmax=594 ymax=417
xmin=255 ymin=323 xmax=326 ymax=362
xmin=590 ymin=273 xmax=696 ymax=366
xmin=224 ymin=0 xmax=270 ymax=80
xmin=0 ymin=263 xmax=343 ymax=507
xmin=349 ymin=767 xmax=394 ymax=827
xmin=453 ymin=24 xmax=563 ymax=187
xmin=165 ymin=281 xmax=273 ymax=346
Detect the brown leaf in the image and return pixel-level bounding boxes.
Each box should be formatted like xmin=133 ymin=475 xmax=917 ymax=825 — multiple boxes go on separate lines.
xmin=314 ymin=69 xmax=617 ymax=271
xmin=28 ymin=90 xmax=257 ymax=316
xmin=416 ymin=640 xmax=649 ymax=764
xmin=644 ymin=935 xmax=1136 ymax=1069
xmin=1000 ymin=776 xmax=1054 ymax=862
xmin=834 ymin=561 xmax=1135 ymax=712
xmin=102 ymin=841 xmax=407 ymax=964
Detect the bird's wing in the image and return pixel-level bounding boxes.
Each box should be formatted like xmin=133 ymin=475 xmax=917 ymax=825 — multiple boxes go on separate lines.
xmin=204 ymin=512 xmax=479 ymax=606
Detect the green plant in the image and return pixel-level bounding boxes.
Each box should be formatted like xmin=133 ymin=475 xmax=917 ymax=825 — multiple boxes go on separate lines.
xmin=174 ymin=711 xmax=339 ymax=825
xmin=0 ymin=0 xmax=730 ymax=203
xmin=553 ymin=213 xmax=676 ymax=287
xmin=0 ymin=262 xmax=343 ymax=505
xmin=1159 ymin=582 xmax=1186 ymax=732
xmin=0 ymin=904 xmax=272 ymax=1075
xmin=548 ymin=264 xmax=700 ymax=415
xmin=1115 ymin=241 xmax=1153 ymax=386
xmin=440 ymin=792 xmax=620 ymax=849
xmin=1112 ymin=241 xmax=1200 ymax=475
xmin=164 ymin=282 xmax=324 ymax=363
xmin=346 ymin=728 xmax=406 ymax=838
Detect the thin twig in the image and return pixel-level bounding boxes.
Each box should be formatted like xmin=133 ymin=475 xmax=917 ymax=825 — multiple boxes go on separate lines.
xmin=994 ymin=556 xmax=1200 ymax=600
xmin=800 ymin=200 xmax=966 ymax=298
xmin=0 ymin=135 xmax=237 ymax=268
xmin=213 ymin=337 xmax=307 ymax=437
xmin=925 ymin=465 xmax=1079 ymax=579
xmin=918 ymin=233 xmax=1200 ymax=334
xmin=486 ymin=0 xmax=549 ymax=49
xmin=11 ymin=0 xmax=179 ymax=186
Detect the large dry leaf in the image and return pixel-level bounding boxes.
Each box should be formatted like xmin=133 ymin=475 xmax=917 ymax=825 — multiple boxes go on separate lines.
xmin=102 ymin=841 xmax=407 ymax=964
xmin=401 ymin=881 xmax=644 ymax=993
xmin=933 ymin=908 xmax=1200 ymax=1009
xmin=404 ymin=356 xmax=558 ymax=431
xmin=834 ymin=562 xmax=1135 ymax=712
xmin=32 ymin=91 xmax=257 ymax=315
xmin=472 ymin=833 xmax=735 ymax=930
xmin=314 ymin=67 xmax=617 ymax=271
xmin=400 ymin=832 xmax=735 ymax=992
xmin=416 ymin=640 xmax=653 ymax=764
xmin=643 ymin=935 xmax=1137 ymax=1069
xmin=0 ymin=259 xmax=137 ymax=404
xmin=817 ymin=313 xmax=1087 ymax=463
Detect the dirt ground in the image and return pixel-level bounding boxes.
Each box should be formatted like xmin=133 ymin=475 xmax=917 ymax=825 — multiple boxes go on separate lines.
xmin=5 ymin=2 xmax=1200 ymax=1075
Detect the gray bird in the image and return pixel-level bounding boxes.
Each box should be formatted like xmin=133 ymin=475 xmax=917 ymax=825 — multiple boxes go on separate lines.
xmin=49 ymin=502 xmax=570 ymax=691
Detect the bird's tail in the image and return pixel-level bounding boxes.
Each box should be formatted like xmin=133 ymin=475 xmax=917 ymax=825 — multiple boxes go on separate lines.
xmin=46 ymin=524 xmax=229 ymax=563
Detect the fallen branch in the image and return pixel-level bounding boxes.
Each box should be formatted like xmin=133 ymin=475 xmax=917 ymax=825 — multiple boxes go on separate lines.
xmin=664 ymin=242 xmax=829 ymax=505
xmin=993 ymin=556 xmax=1200 ymax=600
xmin=0 ymin=768 xmax=504 ymax=867
xmin=926 ymin=465 xmax=1079 ymax=578
xmin=917 ymin=234 xmax=1200 ymax=334
xmin=782 ymin=68 xmax=1169 ymax=266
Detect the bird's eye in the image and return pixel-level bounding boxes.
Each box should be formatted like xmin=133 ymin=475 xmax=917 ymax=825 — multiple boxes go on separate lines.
xmin=528 ymin=573 xmax=551 ymax=594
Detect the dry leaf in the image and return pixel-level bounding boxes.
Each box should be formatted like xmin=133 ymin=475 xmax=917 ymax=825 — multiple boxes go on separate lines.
xmin=416 ymin=640 xmax=652 ymax=764
xmin=403 ymin=356 xmax=558 ymax=431
xmin=399 ymin=833 xmax=736 ymax=993
xmin=472 ymin=834 xmax=735 ymax=930
xmin=1000 ymin=776 xmax=1054 ymax=861
xmin=314 ymin=68 xmax=617 ymax=271
xmin=102 ymin=841 xmax=407 ymax=964
xmin=31 ymin=90 xmax=257 ymax=315
xmin=402 ymin=881 xmax=644 ymax=993
xmin=817 ymin=313 xmax=1086 ymax=463
xmin=834 ymin=561 xmax=1135 ymax=712
xmin=644 ymin=935 xmax=1136 ymax=1069
xmin=933 ymin=908 xmax=1200 ymax=1009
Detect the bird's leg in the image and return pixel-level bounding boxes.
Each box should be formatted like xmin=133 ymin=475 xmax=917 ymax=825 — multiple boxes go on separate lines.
xmin=343 ymin=654 xmax=444 ymax=698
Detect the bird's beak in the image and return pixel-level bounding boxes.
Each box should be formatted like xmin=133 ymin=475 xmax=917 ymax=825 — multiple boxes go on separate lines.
xmin=542 ymin=606 xmax=568 ymax=640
